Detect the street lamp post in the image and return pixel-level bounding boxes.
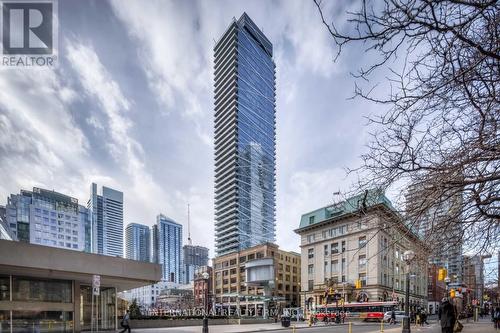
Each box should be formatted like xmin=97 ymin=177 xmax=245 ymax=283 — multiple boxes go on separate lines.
xmin=202 ymin=272 xmax=210 ymax=333
xmin=402 ymin=250 xmax=415 ymax=333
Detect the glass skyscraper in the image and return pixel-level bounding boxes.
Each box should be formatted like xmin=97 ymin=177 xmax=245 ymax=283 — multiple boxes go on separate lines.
xmin=153 ymin=214 xmax=182 ymax=283
xmin=125 ymin=223 xmax=151 ymax=262
xmin=214 ymin=13 xmax=276 ymax=256
xmin=88 ymin=183 xmax=123 ymax=257
xmin=5 ymin=187 xmax=90 ymax=251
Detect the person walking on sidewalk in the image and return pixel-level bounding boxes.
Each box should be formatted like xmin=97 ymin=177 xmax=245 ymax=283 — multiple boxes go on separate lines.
xmin=120 ymin=310 xmax=131 ymax=333
xmin=438 ymin=298 xmax=456 ymax=333
xmin=494 ymin=307 xmax=500 ymax=330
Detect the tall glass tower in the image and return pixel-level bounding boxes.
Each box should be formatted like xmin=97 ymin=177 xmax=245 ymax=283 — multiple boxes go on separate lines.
xmin=214 ymin=13 xmax=276 ymax=256
xmin=125 ymin=223 xmax=151 ymax=262
xmin=88 ymin=183 xmax=123 ymax=257
xmin=153 ymin=214 xmax=182 ymax=283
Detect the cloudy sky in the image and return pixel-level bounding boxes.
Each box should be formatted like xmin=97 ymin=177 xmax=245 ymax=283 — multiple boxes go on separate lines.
xmin=0 ymin=0 xmax=409 ymax=256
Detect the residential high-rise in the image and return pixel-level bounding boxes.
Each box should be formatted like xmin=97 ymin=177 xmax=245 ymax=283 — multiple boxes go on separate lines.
xmin=182 ymin=245 xmax=209 ymax=284
xmin=214 ymin=13 xmax=276 ymax=256
xmin=125 ymin=223 xmax=151 ymax=262
xmin=406 ymin=183 xmax=463 ymax=282
xmin=5 ymin=187 xmax=89 ymax=251
xmin=153 ymin=214 xmax=182 ymax=283
xmin=88 ymin=183 xmax=123 ymax=257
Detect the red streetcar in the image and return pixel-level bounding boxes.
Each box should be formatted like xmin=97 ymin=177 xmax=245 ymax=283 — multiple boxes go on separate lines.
xmin=315 ymin=301 xmax=398 ymax=322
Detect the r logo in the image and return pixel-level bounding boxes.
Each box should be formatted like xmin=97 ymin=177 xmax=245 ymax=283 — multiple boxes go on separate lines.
xmin=2 ymin=2 xmax=53 ymax=54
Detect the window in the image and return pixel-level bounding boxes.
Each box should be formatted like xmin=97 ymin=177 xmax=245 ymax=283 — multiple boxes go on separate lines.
xmin=324 ymin=261 xmax=328 ymax=273
xmin=324 ymin=244 xmax=329 ymax=256
xmin=309 ymin=216 xmax=315 ymax=224
xmin=12 ymin=277 xmax=72 ymax=302
xmin=308 ymin=280 xmax=314 ymax=291
xmin=341 ymin=241 xmax=346 ymax=252
xmin=307 ymin=234 xmax=315 ymax=243
xmin=359 ymin=273 xmax=367 ymax=287
xmin=308 ymin=264 xmax=314 ymax=275
xmin=308 ymin=248 xmax=314 ymax=259
xmin=0 ymin=276 xmax=10 ymax=301
xmin=331 ymin=242 xmax=339 ymax=254
xmin=341 ymin=258 xmax=346 ymax=272
xmin=359 ymin=236 xmax=367 ymax=248
xmin=331 ymin=260 xmax=339 ymax=274
xmin=35 ymin=223 xmax=41 ymax=230
xmin=358 ymin=255 xmax=367 ymax=271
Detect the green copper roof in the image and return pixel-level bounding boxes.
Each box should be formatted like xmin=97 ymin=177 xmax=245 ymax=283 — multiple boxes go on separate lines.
xmin=298 ymin=189 xmax=395 ymax=229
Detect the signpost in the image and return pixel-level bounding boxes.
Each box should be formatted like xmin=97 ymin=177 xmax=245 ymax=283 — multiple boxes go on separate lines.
xmin=91 ymin=275 xmax=100 ymax=332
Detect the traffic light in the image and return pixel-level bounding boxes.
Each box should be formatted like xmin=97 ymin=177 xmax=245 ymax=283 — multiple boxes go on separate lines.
xmin=450 ymin=289 xmax=456 ymax=298
xmin=458 ymin=287 xmax=462 ymax=293
xmin=355 ymin=279 xmax=361 ymax=289
xmin=438 ymin=268 xmax=447 ymax=281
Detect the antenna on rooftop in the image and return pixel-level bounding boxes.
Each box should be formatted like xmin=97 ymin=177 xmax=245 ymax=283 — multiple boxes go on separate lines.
xmin=187 ymin=203 xmax=192 ymax=245
xmin=332 ymin=191 xmax=342 ymax=206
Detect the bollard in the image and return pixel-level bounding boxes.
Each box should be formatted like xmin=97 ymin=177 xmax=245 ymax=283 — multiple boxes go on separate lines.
xmin=348 ymin=321 xmax=352 ymax=333
xmin=380 ymin=319 xmax=384 ymax=332
xmin=292 ymin=324 xmax=296 ymax=333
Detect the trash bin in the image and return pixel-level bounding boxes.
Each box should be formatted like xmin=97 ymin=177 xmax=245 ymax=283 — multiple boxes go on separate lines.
xmin=281 ymin=316 xmax=291 ymax=328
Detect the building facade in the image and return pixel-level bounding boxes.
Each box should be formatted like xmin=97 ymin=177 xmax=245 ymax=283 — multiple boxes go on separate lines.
xmin=183 ymin=245 xmax=209 ymax=284
xmin=153 ymin=214 xmax=182 ymax=283
xmin=295 ymin=190 xmax=429 ymax=314
xmin=427 ymin=264 xmax=447 ymax=314
xmin=214 ymin=13 xmax=276 ymax=256
xmin=194 ymin=266 xmax=213 ymax=311
xmin=212 ymin=243 xmax=301 ymax=316
xmin=5 ymin=187 xmax=90 ymax=251
xmin=88 ymin=183 xmax=124 ymax=257
xmin=125 ymin=223 xmax=151 ymax=262
xmin=463 ymin=255 xmax=490 ymax=307
xmin=406 ymin=183 xmax=464 ymax=282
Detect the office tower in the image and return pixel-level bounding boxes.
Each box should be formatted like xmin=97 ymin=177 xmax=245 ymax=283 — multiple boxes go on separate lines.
xmin=406 ymin=183 xmax=464 ymax=282
xmin=88 ymin=183 xmax=123 ymax=257
xmin=125 ymin=223 xmax=151 ymax=262
xmin=0 ymin=205 xmax=14 ymax=240
xmin=182 ymin=245 xmax=209 ymax=284
xmin=214 ymin=13 xmax=276 ymax=256
xmin=5 ymin=187 xmax=89 ymax=250
xmin=153 ymin=214 xmax=182 ymax=283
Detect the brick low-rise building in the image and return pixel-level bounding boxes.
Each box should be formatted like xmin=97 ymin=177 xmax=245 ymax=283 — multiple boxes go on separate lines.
xmin=212 ymin=243 xmax=300 ymax=316
xmin=194 ymin=265 xmax=212 ymax=311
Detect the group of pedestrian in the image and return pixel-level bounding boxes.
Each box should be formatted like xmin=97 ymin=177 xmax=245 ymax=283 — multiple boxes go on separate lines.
xmin=416 ymin=308 xmax=429 ymax=326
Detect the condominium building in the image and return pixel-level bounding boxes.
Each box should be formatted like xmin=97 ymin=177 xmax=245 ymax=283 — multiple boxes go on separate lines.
xmin=153 ymin=214 xmax=182 ymax=283
xmin=5 ymin=187 xmax=90 ymax=251
xmin=295 ymin=190 xmax=429 ymax=313
xmin=212 ymin=243 xmax=301 ymax=316
xmin=214 ymin=13 xmax=276 ymax=256
xmin=406 ymin=183 xmax=464 ymax=282
xmin=125 ymin=223 xmax=151 ymax=262
xmin=182 ymin=245 xmax=209 ymax=284
xmin=88 ymin=183 xmax=123 ymax=257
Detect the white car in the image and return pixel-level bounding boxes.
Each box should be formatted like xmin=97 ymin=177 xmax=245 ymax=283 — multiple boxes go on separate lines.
xmin=383 ymin=311 xmax=406 ymax=323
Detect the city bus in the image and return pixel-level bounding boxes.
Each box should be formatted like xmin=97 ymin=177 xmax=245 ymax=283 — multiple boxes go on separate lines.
xmin=315 ymin=301 xmax=398 ymax=322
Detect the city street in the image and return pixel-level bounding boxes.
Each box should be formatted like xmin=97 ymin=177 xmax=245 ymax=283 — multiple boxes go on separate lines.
xmin=129 ymin=318 xmax=498 ymax=333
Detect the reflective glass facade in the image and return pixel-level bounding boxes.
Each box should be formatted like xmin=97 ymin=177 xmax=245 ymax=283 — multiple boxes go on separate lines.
xmin=153 ymin=215 xmax=182 ymax=283
xmin=125 ymin=223 xmax=151 ymax=262
xmin=214 ymin=13 xmax=276 ymax=256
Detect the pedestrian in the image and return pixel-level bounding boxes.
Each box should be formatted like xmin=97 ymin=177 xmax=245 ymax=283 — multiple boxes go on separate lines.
xmin=120 ymin=310 xmax=131 ymax=333
xmin=438 ymin=298 xmax=456 ymax=333
xmin=422 ymin=310 xmax=429 ymax=325
xmin=390 ymin=309 xmax=396 ymax=325
xmin=494 ymin=307 xmax=500 ymax=330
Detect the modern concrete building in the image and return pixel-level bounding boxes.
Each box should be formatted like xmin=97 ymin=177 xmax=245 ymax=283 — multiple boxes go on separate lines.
xmin=153 ymin=214 xmax=182 ymax=283
xmin=212 ymin=243 xmax=301 ymax=316
xmin=5 ymin=187 xmax=90 ymax=251
xmin=214 ymin=13 xmax=276 ymax=256
xmin=0 ymin=205 xmax=14 ymax=240
xmin=125 ymin=223 xmax=151 ymax=262
xmin=182 ymin=245 xmax=209 ymax=284
xmin=88 ymin=183 xmax=123 ymax=257
xmin=0 ymin=239 xmax=161 ymax=332
xmin=295 ymin=190 xmax=429 ymax=314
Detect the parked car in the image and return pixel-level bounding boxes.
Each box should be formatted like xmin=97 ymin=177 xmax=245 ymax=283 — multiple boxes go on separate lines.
xmin=383 ymin=311 xmax=406 ymax=323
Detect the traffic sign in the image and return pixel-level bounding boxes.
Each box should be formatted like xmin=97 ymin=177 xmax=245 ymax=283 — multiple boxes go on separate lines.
xmin=92 ymin=275 xmax=100 ymax=288
xmin=93 ymin=287 xmax=100 ymax=296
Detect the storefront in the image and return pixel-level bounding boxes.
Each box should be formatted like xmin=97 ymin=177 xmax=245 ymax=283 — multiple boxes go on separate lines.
xmin=0 ymin=240 xmax=161 ymax=332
